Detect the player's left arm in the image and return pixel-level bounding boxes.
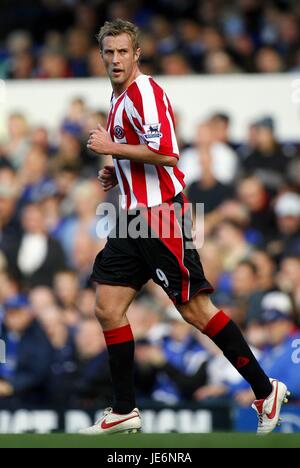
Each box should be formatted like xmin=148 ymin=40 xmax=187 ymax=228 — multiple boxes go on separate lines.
xmin=87 ymin=124 xmax=177 ymax=167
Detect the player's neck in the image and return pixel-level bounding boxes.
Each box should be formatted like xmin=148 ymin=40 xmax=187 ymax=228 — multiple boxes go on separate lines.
xmin=112 ymin=67 xmax=142 ymax=98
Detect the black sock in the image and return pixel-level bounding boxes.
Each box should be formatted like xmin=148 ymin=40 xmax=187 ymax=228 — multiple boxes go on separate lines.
xmin=203 ymin=311 xmax=272 ymax=400
xmin=104 ymin=324 xmax=136 ymax=414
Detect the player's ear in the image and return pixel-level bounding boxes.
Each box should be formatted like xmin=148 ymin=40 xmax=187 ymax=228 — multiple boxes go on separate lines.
xmin=134 ymin=48 xmax=141 ymax=63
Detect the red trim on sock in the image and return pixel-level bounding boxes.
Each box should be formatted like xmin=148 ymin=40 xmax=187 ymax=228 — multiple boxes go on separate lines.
xmin=104 ymin=324 xmax=134 ymax=346
xmin=203 ymin=311 xmax=230 ymax=338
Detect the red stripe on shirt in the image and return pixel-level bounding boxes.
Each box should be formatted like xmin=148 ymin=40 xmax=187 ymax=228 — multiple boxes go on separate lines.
xmin=128 ymin=82 xmax=145 ymax=123
xmin=110 ymin=94 xmax=125 ymax=138
xmin=156 ymin=166 xmax=176 ymax=201
xmin=115 ymin=159 xmax=131 ymax=209
xmin=149 ymin=78 xmax=177 ymax=157
xmin=122 ymin=107 xmax=148 ymax=206
xmin=106 ymin=107 xmax=114 ymax=133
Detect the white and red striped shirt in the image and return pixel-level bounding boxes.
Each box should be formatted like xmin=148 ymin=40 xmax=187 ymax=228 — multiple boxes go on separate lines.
xmin=107 ymin=74 xmax=186 ymax=210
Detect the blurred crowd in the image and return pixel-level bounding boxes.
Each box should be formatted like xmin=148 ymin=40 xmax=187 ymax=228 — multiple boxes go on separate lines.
xmin=0 ymin=92 xmax=299 ymax=410
xmin=1 ymin=0 xmax=300 ymax=79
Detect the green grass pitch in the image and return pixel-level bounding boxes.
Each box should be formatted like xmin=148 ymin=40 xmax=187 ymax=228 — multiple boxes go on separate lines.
xmin=0 ymin=433 xmax=299 ymax=448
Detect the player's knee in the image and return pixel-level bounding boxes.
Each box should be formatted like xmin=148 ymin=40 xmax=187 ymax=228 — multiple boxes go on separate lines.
xmin=178 ymin=294 xmax=218 ymax=331
xmin=180 ymin=309 xmax=196 ymax=326
xmin=180 ymin=308 xmax=209 ymax=330
xmin=94 ymin=302 xmax=109 ymax=323
xmin=95 ymin=301 xmax=122 ymax=327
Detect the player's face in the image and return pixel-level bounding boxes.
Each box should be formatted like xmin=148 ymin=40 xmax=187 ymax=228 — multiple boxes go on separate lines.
xmin=101 ymin=33 xmax=141 ymax=89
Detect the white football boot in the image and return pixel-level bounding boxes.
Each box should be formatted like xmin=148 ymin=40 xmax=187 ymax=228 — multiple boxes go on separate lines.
xmin=79 ymin=407 xmax=142 ymax=435
xmin=252 ymin=379 xmax=290 ymax=435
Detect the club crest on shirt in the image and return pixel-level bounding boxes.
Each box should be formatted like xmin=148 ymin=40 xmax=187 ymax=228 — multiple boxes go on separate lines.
xmin=143 ymin=123 xmax=163 ymax=141
xmin=114 ymin=125 xmax=125 ymax=139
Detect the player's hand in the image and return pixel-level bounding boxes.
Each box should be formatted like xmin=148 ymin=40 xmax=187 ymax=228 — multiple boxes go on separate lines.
xmin=87 ymin=124 xmax=114 ymax=155
xmin=219 ymin=201 xmax=248 ymax=223
xmin=98 ymin=165 xmax=118 ymax=192
xmin=0 ymin=380 xmax=14 ymax=398
xmin=146 ymin=346 xmax=166 ymax=367
xmin=234 ymin=389 xmax=255 ymax=407
xmin=193 ymin=384 xmax=228 ymax=401
xmin=196 ymin=123 xmax=214 ymax=149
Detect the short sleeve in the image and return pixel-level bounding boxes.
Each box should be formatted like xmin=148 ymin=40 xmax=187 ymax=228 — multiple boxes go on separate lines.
xmin=126 ymin=76 xmax=179 ymax=159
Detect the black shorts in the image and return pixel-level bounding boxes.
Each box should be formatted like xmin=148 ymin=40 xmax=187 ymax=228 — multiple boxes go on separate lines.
xmin=91 ymin=192 xmax=214 ymax=305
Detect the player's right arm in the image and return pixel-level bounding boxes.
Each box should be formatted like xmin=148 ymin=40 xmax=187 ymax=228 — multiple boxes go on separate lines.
xmin=89 ymin=126 xmax=177 ymax=167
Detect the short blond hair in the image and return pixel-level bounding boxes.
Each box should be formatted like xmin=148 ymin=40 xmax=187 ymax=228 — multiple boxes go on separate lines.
xmin=97 ymin=19 xmax=140 ymax=52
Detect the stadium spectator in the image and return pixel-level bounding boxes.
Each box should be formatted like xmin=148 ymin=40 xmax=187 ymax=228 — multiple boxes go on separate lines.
xmin=30 ymin=127 xmax=54 ymax=156
xmin=29 ymin=287 xmax=56 ymax=318
xmin=242 ymin=117 xmax=288 ymax=189
xmin=1 ymin=1 xmax=300 ymax=78
xmin=88 ymin=46 xmax=108 ymax=77
xmin=74 ymin=3 xmax=97 ymax=35
xmin=66 ymin=28 xmax=91 ymax=78
xmin=38 ymin=306 xmax=77 ymax=406
xmin=73 ymin=319 xmax=111 ymax=408
xmin=237 ymin=176 xmax=277 ymax=244
xmin=77 ymin=288 xmax=96 ymax=320
xmin=255 ymin=47 xmax=284 ymax=73
xmin=0 ymin=272 xmax=20 ymax=330
xmin=53 ymin=270 xmax=79 ymax=309
xmin=7 ymin=51 xmax=35 ymax=80
xmin=214 ymin=221 xmax=253 ymax=274
xmin=179 ymin=121 xmax=239 ymax=187
xmin=277 ymin=13 xmax=300 ymax=57
xmin=4 ymin=113 xmax=30 ymax=169
xmin=178 ymin=18 xmax=204 ymax=73
xmin=160 ymin=53 xmax=193 ymax=76
xmin=56 ymin=179 xmax=105 ymax=264
xmin=63 ymin=97 xmax=87 ymax=132
xmin=287 ymin=155 xmax=300 ymax=191
xmin=209 ymin=113 xmax=235 ymax=149
xmin=61 ymin=306 xmax=81 ymax=329
xmin=0 ymin=167 xmax=22 ymax=268
xmin=187 ymin=145 xmax=234 ymax=215
xmin=234 ymin=292 xmax=300 ymax=405
xmin=237 ymin=122 xmax=261 ymax=161
xmin=127 ymin=297 xmax=166 ymax=342
xmin=72 ymin=232 xmax=98 ymax=287
xmin=277 ymin=256 xmax=300 ymax=322
xmin=135 ymin=307 xmax=210 ymax=404
xmin=205 ymin=50 xmax=241 ymax=74
xmin=16 ymin=203 xmax=66 ymax=288
xmin=53 ymin=165 xmax=79 ymax=199
xmin=38 ymin=187 xmax=63 ymax=237
xmin=6 ymin=30 xmax=33 ymax=56
xmin=150 ymin=16 xmax=178 ymax=56
xmin=232 ymin=261 xmax=259 ymax=299
xmin=198 ymin=242 xmax=224 ymax=289
xmin=251 ymin=251 xmax=277 ymax=293
xmin=19 ymin=145 xmax=54 ymax=205
xmin=231 ymin=260 xmax=265 ymax=325
xmin=36 ymin=48 xmax=72 ymax=79
xmin=0 ymin=294 xmax=52 ymax=407
xmin=138 ymin=33 xmax=160 ymax=75
xmin=50 ymin=127 xmax=83 ymax=174
xmin=268 ymin=192 xmax=300 ymax=260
